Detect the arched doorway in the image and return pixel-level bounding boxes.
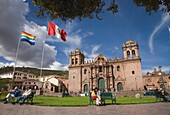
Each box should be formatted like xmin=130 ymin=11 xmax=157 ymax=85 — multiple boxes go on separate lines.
xmin=160 ymin=84 xmax=165 ymax=89
xmin=84 ymin=84 xmax=88 ymax=93
xmin=98 ymin=78 xmax=105 ymax=90
xmin=117 ymin=82 xmax=123 ymax=91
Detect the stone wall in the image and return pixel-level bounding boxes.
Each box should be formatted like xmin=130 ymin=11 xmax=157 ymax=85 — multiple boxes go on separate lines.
xmin=116 ymin=90 xmax=145 ymax=97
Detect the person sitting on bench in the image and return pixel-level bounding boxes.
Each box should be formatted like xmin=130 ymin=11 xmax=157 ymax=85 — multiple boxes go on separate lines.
xmin=12 ymin=87 xmax=32 ymax=105
xmin=91 ymin=87 xmax=98 ymax=100
xmin=4 ymin=87 xmax=21 ymax=104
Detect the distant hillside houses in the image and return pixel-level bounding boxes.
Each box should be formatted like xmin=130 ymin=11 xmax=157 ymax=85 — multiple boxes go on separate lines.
xmin=0 ymin=71 xmax=68 ymax=96
xmin=0 ymin=71 xmax=13 ymax=79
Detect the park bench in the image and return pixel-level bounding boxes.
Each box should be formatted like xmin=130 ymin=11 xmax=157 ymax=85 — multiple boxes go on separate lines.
xmin=155 ymin=90 xmax=170 ymax=102
xmin=89 ymin=92 xmax=116 ymax=105
xmin=62 ymin=91 xmax=69 ymax=97
xmin=154 ymin=91 xmax=162 ymax=102
xmin=25 ymin=92 xmax=35 ymax=104
xmin=11 ymin=92 xmax=35 ymax=105
xmin=101 ymin=92 xmax=116 ymax=105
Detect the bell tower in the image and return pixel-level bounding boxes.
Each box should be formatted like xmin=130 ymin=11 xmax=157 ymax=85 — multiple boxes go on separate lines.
xmin=69 ymin=48 xmax=84 ymax=67
xmin=122 ymin=39 xmax=140 ymax=59
xmin=68 ymin=48 xmax=85 ymax=93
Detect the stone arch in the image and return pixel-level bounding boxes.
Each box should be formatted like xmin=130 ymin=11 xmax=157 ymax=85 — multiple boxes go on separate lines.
xmin=160 ymin=84 xmax=165 ymax=89
xmin=98 ymin=77 xmax=105 ymax=91
xmin=127 ymin=50 xmax=130 ymax=58
xmin=132 ymin=50 xmax=136 ymax=57
xmin=117 ymin=82 xmax=123 ymax=91
xmin=84 ymin=84 xmax=88 ymax=93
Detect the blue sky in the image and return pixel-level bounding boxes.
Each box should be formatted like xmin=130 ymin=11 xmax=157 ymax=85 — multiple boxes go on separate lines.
xmin=0 ymin=0 xmax=170 ymax=75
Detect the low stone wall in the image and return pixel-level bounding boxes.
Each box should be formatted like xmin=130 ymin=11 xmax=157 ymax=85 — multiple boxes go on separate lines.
xmin=116 ymin=90 xmax=144 ymax=97
xmin=43 ymin=92 xmax=63 ymax=97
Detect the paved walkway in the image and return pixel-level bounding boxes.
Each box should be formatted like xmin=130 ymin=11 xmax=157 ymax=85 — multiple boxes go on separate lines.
xmin=0 ymin=102 xmax=170 ymax=115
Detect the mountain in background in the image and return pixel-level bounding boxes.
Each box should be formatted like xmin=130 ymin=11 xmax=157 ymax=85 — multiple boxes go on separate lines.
xmin=0 ymin=66 xmax=68 ymax=77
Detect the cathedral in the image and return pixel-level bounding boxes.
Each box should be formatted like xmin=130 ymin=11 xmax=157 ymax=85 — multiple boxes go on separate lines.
xmin=68 ymin=40 xmax=143 ymax=93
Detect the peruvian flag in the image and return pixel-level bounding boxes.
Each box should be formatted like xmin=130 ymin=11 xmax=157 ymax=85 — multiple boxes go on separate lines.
xmin=48 ymin=21 xmax=67 ymax=42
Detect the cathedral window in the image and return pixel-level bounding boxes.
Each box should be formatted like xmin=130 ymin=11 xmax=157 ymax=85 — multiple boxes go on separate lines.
xmin=117 ymin=65 xmax=120 ymax=71
xmin=75 ymin=58 xmax=78 ymax=64
xmin=84 ymin=69 xmax=87 ymax=74
xmin=99 ymin=66 xmax=102 ymax=72
xmin=147 ymin=78 xmax=151 ymax=82
xmin=132 ymin=71 xmax=135 ymax=74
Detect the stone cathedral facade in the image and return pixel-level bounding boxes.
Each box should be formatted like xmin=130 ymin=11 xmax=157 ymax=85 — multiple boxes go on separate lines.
xmin=68 ymin=40 xmax=143 ymax=93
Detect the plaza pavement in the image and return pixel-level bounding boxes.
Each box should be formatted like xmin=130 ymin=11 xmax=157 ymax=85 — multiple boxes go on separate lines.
xmin=0 ymin=102 xmax=170 ymax=115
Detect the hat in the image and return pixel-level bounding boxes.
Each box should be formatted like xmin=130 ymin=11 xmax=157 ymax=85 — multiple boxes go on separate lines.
xmin=14 ymin=87 xmax=18 ymax=90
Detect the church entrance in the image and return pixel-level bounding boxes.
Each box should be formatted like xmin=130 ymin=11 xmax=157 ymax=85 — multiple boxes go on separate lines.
xmin=98 ymin=78 xmax=105 ymax=90
xmin=160 ymin=84 xmax=165 ymax=89
xmin=117 ymin=82 xmax=123 ymax=91
xmin=84 ymin=84 xmax=88 ymax=93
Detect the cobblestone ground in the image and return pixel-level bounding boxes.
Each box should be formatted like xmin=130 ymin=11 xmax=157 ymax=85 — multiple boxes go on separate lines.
xmin=0 ymin=102 xmax=170 ymax=115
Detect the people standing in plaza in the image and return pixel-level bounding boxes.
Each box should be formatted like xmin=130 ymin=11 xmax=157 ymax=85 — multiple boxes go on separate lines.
xmin=96 ymin=89 xmax=102 ymax=106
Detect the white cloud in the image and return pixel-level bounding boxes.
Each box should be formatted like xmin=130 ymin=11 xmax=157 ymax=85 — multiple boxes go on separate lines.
xmin=62 ymin=21 xmax=94 ymax=58
xmin=49 ymin=61 xmax=68 ymax=70
xmin=149 ymin=14 xmax=170 ymax=54
xmin=0 ymin=0 xmax=95 ymax=71
xmin=84 ymin=45 xmax=101 ymax=61
xmin=114 ymin=46 xmax=119 ymax=50
xmin=0 ymin=62 xmax=15 ymax=68
xmin=0 ymin=0 xmax=61 ymax=70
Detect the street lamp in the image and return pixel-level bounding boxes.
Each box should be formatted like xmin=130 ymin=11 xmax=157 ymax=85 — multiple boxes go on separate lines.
xmin=158 ymin=66 xmax=165 ymax=89
xmin=88 ymin=70 xmax=90 ymax=94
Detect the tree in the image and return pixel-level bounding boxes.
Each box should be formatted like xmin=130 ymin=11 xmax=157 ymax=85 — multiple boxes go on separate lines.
xmin=32 ymin=0 xmax=170 ymax=22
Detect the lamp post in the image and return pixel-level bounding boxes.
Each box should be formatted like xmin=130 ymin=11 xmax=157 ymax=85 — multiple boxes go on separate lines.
xmin=159 ymin=66 xmax=165 ymax=89
xmin=88 ymin=70 xmax=90 ymax=94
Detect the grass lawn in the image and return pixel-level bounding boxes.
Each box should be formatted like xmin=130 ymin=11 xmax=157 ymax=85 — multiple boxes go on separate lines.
xmin=0 ymin=93 xmax=158 ymax=106
xmin=32 ymin=96 xmax=157 ymax=106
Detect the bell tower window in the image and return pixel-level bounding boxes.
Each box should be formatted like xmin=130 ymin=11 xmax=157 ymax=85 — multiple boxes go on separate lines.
xmin=72 ymin=59 xmax=74 ymax=64
xmin=127 ymin=51 xmax=130 ymax=58
xmin=132 ymin=50 xmax=136 ymax=57
xmin=75 ymin=58 xmax=78 ymax=64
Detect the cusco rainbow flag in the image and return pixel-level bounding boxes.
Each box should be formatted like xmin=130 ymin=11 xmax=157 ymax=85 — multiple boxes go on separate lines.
xmin=21 ymin=31 xmax=36 ymax=45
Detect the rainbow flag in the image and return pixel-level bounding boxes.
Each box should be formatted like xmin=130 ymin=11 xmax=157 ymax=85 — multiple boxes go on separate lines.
xmin=21 ymin=31 xmax=36 ymax=45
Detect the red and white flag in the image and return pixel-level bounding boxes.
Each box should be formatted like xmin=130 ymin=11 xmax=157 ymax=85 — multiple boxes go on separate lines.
xmin=48 ymin=21 xmax=67 ymax=42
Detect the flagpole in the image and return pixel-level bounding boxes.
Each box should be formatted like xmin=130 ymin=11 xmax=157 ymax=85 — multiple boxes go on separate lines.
xmin=40 ymin=40 xmax=45 ymax=79
xmin=12 ymin=36 xmax=21 ymax=88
